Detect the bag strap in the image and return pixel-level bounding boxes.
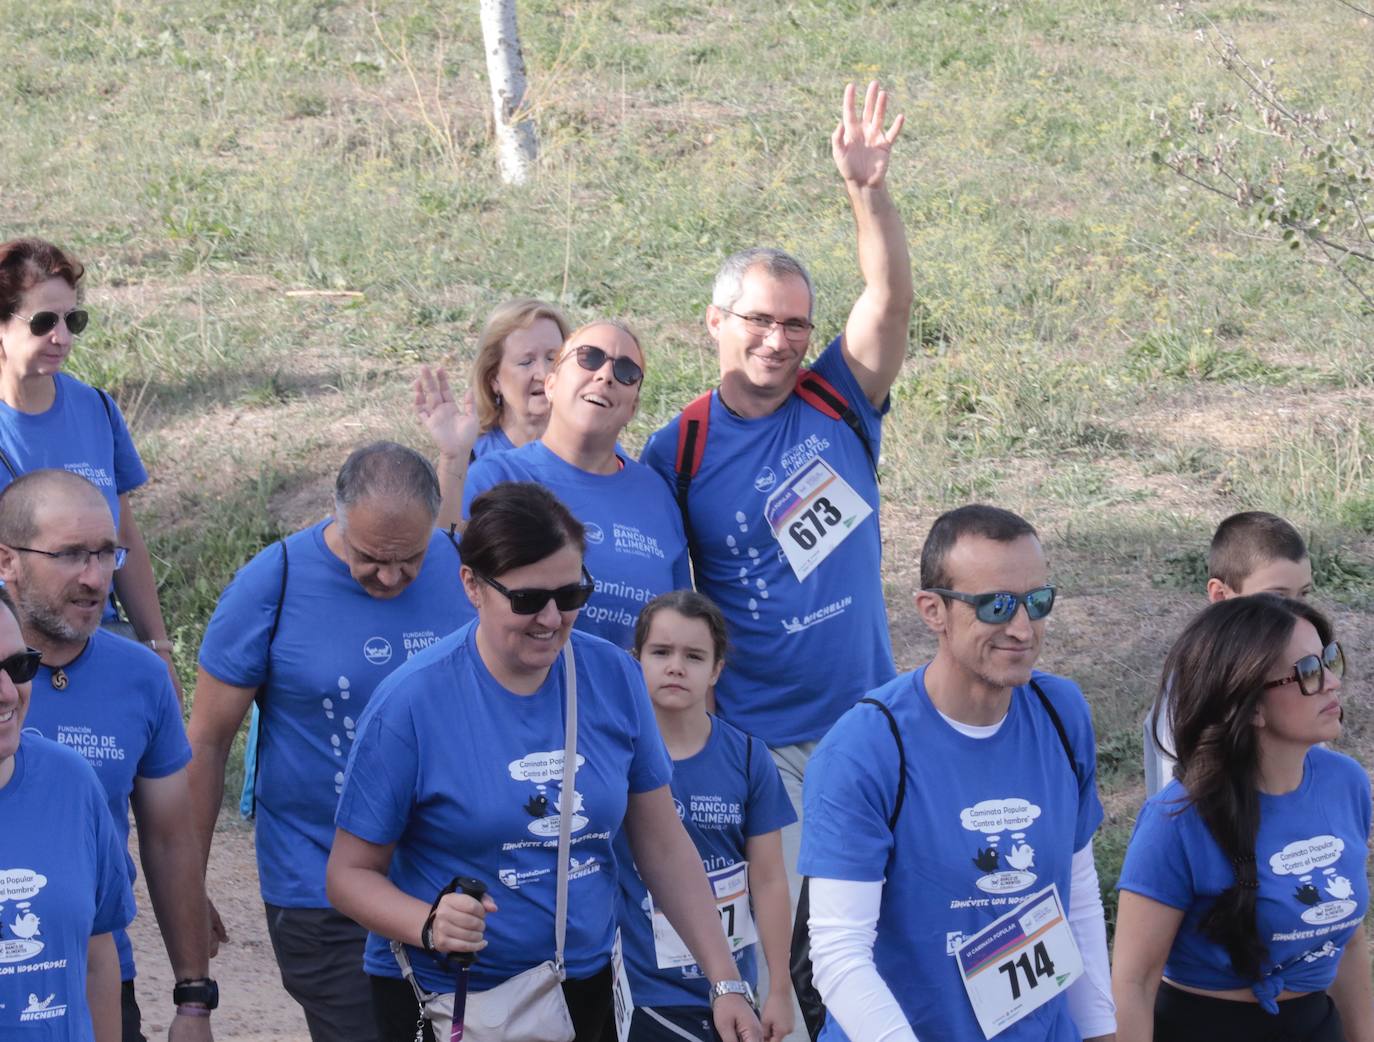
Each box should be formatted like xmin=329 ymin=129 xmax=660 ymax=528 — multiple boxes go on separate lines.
xmin=857 ymin=697 xmax=906 ymax=829
xmin=247 ymin=539 xmax=289 ymax=818
xmin=1029 ymin=678 xmax=1080 ymax=786
xmin=673 ymin=391 xmax=713 ymax=515
xmin=795 ymin=369 xmax=878 ymax=477
xmin=554 ymin=640 xmax=577 ymax=978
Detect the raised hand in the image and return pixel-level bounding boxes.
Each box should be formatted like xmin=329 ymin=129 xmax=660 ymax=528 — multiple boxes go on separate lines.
xmin=832 ymin=80 xmax=905 ymax=190
xmin=413 ymin=364 xmax=480 ymax=460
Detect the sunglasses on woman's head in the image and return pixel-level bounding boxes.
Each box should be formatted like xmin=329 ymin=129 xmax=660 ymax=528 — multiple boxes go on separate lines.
xmin=0 ymin=648 xmax=43 ymax=685
xmin=478 ymin=566 xmax=596 ymax=615
xmin=13 ymin=309 xmax=88 ymax=337
xmin=924 ymin=585 xmax=1057 ymax=624
xmin=1262 ymin=641 xmax=1345 ymax=696
xmin=565 ymin=345 xmax=643 ymax=386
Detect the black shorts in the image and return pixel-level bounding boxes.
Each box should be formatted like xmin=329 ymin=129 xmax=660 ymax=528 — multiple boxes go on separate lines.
xmin=1155 ymin=981 xmax=1344 ymax=1042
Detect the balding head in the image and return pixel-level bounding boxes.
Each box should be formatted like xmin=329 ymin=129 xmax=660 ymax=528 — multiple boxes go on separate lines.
xmin=0 ymin=470 xmax=111 ymax=548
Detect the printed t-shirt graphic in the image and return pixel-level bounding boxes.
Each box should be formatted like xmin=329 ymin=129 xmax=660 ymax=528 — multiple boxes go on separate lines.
xmin=198 ymin=520 xmax=473 ymax=907
xmin=641 ymin=338 xmax=895 ymax=746
xmin=0 ymin=737 xmax=134 ymax=1040
xmin=798 ymin=667 xmax=1103 ymax=1042
xmin=337 ymin=625 xmax=672 ymax=993
xmin=1118 ymin=746 xmax=1370 ymax=1000
xmin=23 ymin=630 xmax=189 ymax=982
xmin=463 ymin=442 xmax=691 ymax=650
xmin=615 ymin=716 xmax=795 ymax=1007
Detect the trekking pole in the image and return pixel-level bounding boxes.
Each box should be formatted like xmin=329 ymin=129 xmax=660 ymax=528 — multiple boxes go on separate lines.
xmin=450 ymin=877 xmax=488 ymax=1042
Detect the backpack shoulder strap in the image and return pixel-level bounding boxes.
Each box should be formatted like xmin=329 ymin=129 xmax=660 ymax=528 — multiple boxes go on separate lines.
xmin=1029 ymin=678 xmax=1081 ymax=786
xmin=96 ymin=387 xmax=117 ymax=429
xmin=248 ymin=538 xmax=289 ymax=819
xmin=795 ymin=369 xmax=878 ymax=476
xmin=267 ymin=539 xmax=289 ymax=647
xmin=673 ymin=391 xmax=714 ymax=513
xmin=857 ymin=697 xmax=906 ymax=829
xmin=444 ymin=524 xmax=462 ymax=576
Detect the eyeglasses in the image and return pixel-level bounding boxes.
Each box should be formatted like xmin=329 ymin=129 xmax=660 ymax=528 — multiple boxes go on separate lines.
xmin=925 ymin=585 xmax=1057 ymax=624
xmin=9 ymin=545 xmax=128 ymax=571
xmin=562 ymin=345 xmax=643 ymax=386
xmin=718 ymin=307 xmax=815 ymax=343
xmin=1262 ymin=641 xmax=1345 ymax=696
xmin=478 ymin=566 xmax=596 ymax=615
xmin=12 ymin=309 xmax=88 ymax=337
xmin=0 ymin=647 xmax=42 ymax=685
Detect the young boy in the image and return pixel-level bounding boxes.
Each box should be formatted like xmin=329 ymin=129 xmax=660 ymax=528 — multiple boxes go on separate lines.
xmin=1144 ymin=511 xmax=1313 ymax=795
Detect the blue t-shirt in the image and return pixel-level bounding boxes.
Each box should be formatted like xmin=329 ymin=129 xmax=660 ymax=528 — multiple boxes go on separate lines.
xmin=0 ymin=373 xmax=146 ymax=529
xmin=472 ymin=427 xmax=516 ymax=459
xmin=641 ymin=338 xmax=895 ymax=746
xmin=616 ymin=715 xmax=795 ymax=1008
xmin=23 ymin=630 xmax=189 ymax=981
xmin=0 ymin=737 xmax=135 ymax=1041
xmin=1118 ymin=747 xmax=1371 ymax=1003
xmin=198 ymin=520 xmax=473 ymax=907
xmin=798 ymin=667 xmax=1104 ymax=1042
xmin=463 ymin=442 xmax=691 ymax=650
xmin=336 ymin=624 xmax=673 ymax=992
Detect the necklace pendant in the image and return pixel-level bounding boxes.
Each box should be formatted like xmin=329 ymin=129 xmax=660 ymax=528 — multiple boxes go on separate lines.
xmin=51 ymin=667 xmax=68 ymax=690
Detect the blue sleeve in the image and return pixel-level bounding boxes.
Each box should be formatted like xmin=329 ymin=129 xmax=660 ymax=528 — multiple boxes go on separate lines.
xmin=461 ymin=456 xmax=503 ymax=520
xmin=105 ymin=392 xmax=148 ymax=495
xmin=198 ymin=541 xmax=286 ymax=689
xmin=90 ymin=776 xmax=136 ymax=935
xmin=744 ymin=736 xmax=796 ymax=837
xmin=1116 ymin=797 xmax=1194 ymax=911
xmin=335 ymin=685 xmax=421 ymax=845
xmin=137 ymin=669 xmax=192 ymax=779
xmin=809 ymin=336 xmax=887 ymax=447
xmin=798 ymin=708 xmax=899 ymax=882
xmin=621 ymin=657 xmax=673 ymax=794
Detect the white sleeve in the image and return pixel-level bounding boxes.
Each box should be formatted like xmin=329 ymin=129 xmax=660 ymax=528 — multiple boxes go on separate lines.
xmin=808 ymin=877 xmax=920 ymax=1042
xmin=1064 ymin=841 xmax=1116 ymax=1038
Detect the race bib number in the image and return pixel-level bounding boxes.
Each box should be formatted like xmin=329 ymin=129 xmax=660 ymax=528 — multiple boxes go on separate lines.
xmin=955 ymin=885 xmax=1082 ymax=1039
xmin=764 ymin=457 xmax=873 ymax=582
xmin=611 ymin=928 xmax=633 ymax=1042
xmin=651 ymin=862 xmax=756 ymax=969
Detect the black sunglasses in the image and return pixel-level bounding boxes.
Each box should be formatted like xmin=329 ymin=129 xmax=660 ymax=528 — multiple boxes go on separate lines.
xmin=13 ymin=309 xmax=88 ymax=337
xmin=1262 ymin=641 xmax=1345 ymax=697
xmin=925 ymin=585 xmax=1057 ymax=624
xmin=479 ymin=566 xmax=596 ymax=615
xmin=565 ymin=345 xmax=643 ymax=386
xmin=0 ymin=647 xmax=43 ymax=685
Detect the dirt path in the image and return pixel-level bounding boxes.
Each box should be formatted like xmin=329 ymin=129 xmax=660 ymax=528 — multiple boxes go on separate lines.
xmin=128 ymin=822 xmax=308 ymax=1041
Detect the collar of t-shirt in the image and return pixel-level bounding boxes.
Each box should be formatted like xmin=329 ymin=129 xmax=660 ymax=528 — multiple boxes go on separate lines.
xmin=936 ymin=708 xmax=1006 ymax=740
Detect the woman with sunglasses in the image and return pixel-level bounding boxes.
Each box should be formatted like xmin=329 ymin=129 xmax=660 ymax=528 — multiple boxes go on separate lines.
xmin=413 ymin=298 xmax=571 ymax=528
xmin=1113 ymin=594 xmax=1373 ymax=1042
xmin=458 ymin=320 xmax=689 ymax=651
xmin=328 ymin=482 xmax=763 ymax=1042
xmin=0 ymin=583 xmax=135 ymax=1041
xmin=0 ymin=238 xmax=179 ymax=694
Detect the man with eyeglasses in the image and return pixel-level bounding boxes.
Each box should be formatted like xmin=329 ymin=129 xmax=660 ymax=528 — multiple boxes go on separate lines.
xmin=796 ymin=505 xmax=1115 ymax=1042
xmin=186 ymin=441 xmax=472 ymax=1042
xmin=642 ymin=80 xmax=912 ymax=945
xmin=0 ymin=469 xmax=214 ymax=1042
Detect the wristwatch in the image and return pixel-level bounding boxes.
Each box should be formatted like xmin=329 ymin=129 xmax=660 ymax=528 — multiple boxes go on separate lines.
xmin=709 ymin=979 xmax=757 ymax=1010
xmin=172 ymin=978 xmax=219 ymax=1010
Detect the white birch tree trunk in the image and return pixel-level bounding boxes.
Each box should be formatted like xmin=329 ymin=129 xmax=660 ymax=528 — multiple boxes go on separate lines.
xmin=479 ymin=0 xmax=538 ymax=185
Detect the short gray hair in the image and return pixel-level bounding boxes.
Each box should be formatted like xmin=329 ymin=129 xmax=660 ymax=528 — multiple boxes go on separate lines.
xmin=334 ymin=442 xmax=440 ymax=520
xmin=710 ymin=248 xmax=814 ymax=316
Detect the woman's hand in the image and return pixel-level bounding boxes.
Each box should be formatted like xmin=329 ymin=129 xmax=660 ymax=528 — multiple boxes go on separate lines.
xmin=711 ymin=992 xmax=763 ymax=1042
xmin=413 ymin=365 xmax=480 ymax=461
xmin=429 ymin=891 xmax=500 ymax=955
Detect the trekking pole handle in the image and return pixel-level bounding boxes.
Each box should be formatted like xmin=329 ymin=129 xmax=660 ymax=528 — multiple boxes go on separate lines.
xmin=454 ymin=877 xmax=488 ymax=968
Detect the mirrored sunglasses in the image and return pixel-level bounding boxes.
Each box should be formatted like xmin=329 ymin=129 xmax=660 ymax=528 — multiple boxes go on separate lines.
xmin=14 ymin=309 xmax=88 ymax=337
xmin=479 ymin=566 xmax=596 ymax=615
xmin=1262 ymin=640 xmax=1345 ymax=696
xmin=925 ymin=585 xmax=1057 ymax=624
xmin=567 ymin=345 xmax=642 ymax=386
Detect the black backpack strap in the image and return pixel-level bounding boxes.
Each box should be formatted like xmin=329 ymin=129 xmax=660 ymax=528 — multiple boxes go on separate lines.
xmin=857 ymin=697 xmax=906 ymax=828
xmin=795 ymin=369 xmax=879 ymax=480
xmin=744 ymin=731 xmax=752 ymax=786
xmin=444 ymin=524 xmax=462 ymax=577
xmin=96 ymin=387 xmax=116 ymax=429
xmin=1029 ymin=678 xmax=1081 ymax=786
xmin=0 ymin=448 xmax=18 ymax=480
xmin=248 ymin=540 xmax=289 ymax=817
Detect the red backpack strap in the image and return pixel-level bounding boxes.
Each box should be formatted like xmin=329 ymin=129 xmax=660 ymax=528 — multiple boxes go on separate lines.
xmin=794 ymin=369 xmax=878 ymax=476
xmin=674 ymin=391 xmax=714 ymax=512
